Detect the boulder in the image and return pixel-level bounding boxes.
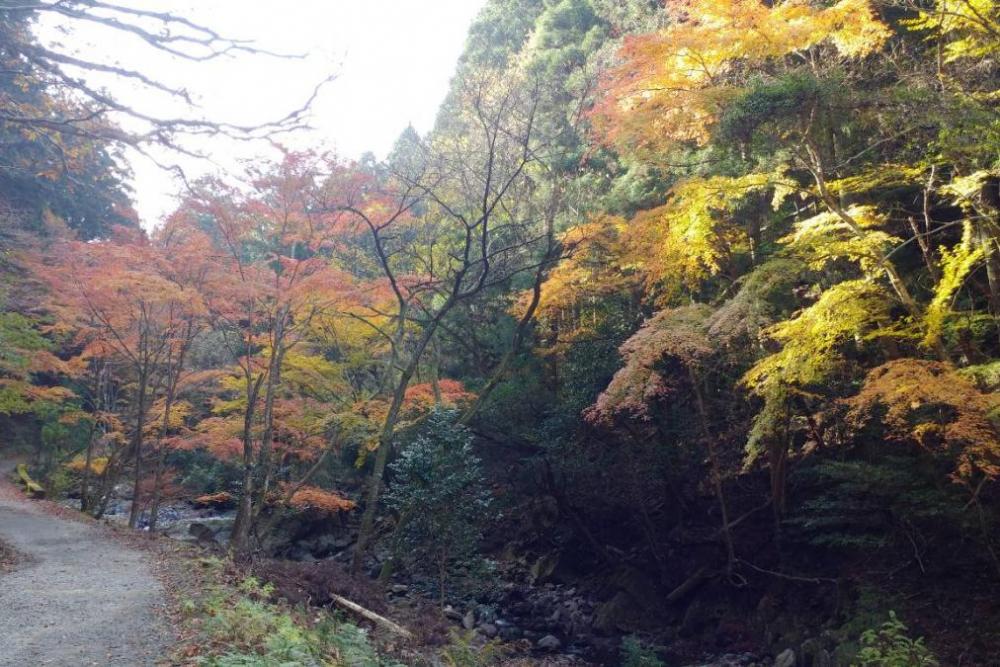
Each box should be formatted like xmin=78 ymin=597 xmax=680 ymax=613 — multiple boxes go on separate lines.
xmin=537 ymin=634 xmax=562 ymax=651
xmin=530 ymin=551 xmax=560 ymax=584
xmin=800 ymin=638 xmax=832 ymax=667
xmin=479 ymin=623 xmax=499 ymax=639
xmin=462 ymin=609 xmax=476 ymax=630
xmin=188 ymin=522 xmax=218 ymax=546
xmin=773 ymin=648 xmax=795 ymax=667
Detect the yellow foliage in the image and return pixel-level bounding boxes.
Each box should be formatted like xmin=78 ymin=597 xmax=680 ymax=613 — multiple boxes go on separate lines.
xmin=532 ymin=218 xmax=632 ymax=319
xmin=144 ymin=399 xmax=193 ymax=435
xmin=781 ymin=205 xmax=899 ymax=274
xmin=941 ymin=170 xmax=998 ymax=205
xmin=923 ymin=220 xmax=984 ymax=348
xmin=824 ymin=165 xmax=928 ymax=198
xmin=743 ymin=280 xmax=891 ymax=393
xmin=627 ymin=171 xmax=792 ymax=289
xmin=531 ymin=217 xmax=641 ymax=354
xmin=905 ymin=0 xmax=1000 ymax=61
xmin=66 ymin=456 xmax=108 ymax=476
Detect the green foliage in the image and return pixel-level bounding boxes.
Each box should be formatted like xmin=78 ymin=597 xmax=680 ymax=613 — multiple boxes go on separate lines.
xmin=196 ymin=577 xmax=402 ymax=667
xmin=0 ymin=310 xmax=54 ymax=416
xmin=856 ymin=612 xmax=939 ymax=666
xmin=718 ymin=73 xmax=825 ymax=145
xmin=787 ymin=457 xmax=974 ymax=549
xmin=386 ymin=409 xmax=492 ymax=597
xmin=439 ymin=630 xmax=512 ymax=667
xmin=620 ymin=635 xmax=665 ymax=667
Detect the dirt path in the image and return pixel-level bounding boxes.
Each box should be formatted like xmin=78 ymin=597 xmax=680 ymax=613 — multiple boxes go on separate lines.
xmin=0 ymin=462 xmax=171 ymax=666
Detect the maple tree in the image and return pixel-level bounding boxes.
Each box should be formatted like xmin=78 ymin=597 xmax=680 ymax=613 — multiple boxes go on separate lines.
xmin=166 ymin=152 xmax=363 ymax=554
xmin=34 ymin=225 xmax=204 ymax=525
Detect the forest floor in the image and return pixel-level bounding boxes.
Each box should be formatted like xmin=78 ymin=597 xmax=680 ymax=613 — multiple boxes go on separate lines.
xmin=0 ymin=460 xmax=172 ymax=666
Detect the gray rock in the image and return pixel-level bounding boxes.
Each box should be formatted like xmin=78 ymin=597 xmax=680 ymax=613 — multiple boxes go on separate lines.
xmin=537 ymin=634 xmax=561 ymax=651
xmin=443 ymin=605 xmax=463 ymax=622
xmin=530 ymin=551 xmax=560 ymax=584
xmin=188 ymin=522 xmax=218 ymax=545
xmin=390 ymin=584 xmax=409 ymax=595
xmin=800 ymin=638 xmax=832 ymax=667
xmin=773 ymin=648 xmax=795 ymax=667
xmin=462 ymin=609 xmax=476 ymax=630
xmin=479 ymin=623 xmax=499 ymax=639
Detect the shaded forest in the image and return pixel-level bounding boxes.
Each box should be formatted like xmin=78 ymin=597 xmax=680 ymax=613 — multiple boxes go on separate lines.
xmin=1 ymin=0 xmax=999 ymax=665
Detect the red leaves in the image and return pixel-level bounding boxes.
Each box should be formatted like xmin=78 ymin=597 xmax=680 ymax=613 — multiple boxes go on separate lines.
xmin=844 ymin=360 xmax=1000 ymax=482
xmin=403 ymin=379 xmax=476 ymax=413
xmin=587 ymin=305 xmax=713 ymax=425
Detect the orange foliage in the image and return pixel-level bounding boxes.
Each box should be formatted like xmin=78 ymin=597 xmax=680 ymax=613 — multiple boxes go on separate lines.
xmin=844 ymin=360 xmax=1000 ymax=482
xmin=193 ymin=491 xmax=235 ymax=508
xmin=403 ymin=379 xmax=476 ymax=413
xmin=284 ymin=485 xmax=356 ymax=515
xmin=65 ymin=456 xmax=108 ymax=476
xmin=592 ymin=0 xmax=890 ymax=156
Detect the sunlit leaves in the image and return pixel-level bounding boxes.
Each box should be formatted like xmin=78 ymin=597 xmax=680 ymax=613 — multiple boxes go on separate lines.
xmin=593 ymin=0 xmax=890 ymax=153
xmin=924 ymin=220 xmax=985 ymax=348
xmin=781 ymin=205 xmax=900 ymax=274
xmin=905 ymin=0 xmax=1000 ymax=62
xmin=743 ymin=280 xmax=891 ymax=393
xmin=626 ymin=171 xmax=792 ymax=289
xmin=845 ymin=360 xmax=1000 ymax=482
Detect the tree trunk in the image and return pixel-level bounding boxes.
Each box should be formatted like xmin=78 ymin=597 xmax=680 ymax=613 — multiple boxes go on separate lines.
xmin=230 ymin=372 xmax=266 ymax=557
xmin=147 ymin=380 xmax=176 ymax=532
xmin=352 ymin=323 xmax=440 ymax=573
xmin=255 ymin=313 xmax=288 ymax=509
xmin=127 ymin=366 xmax=149 ymax=529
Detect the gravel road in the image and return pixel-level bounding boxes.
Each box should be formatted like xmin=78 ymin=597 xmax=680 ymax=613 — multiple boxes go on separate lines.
xmin=0 ymin=462 xmax=171 ymax=666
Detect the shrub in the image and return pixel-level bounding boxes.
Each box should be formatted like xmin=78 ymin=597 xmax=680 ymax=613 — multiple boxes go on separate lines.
xmin=439 ymin=629 xmax=512 ymax=666
xmin=855 ymin=612 xmax=939 ymax=666
xmin=385 ymin=409 xmax=491 ymax=601
xmin=620 ymin=636 xmax=665 ymax=667
xmin=195 ymin=577 xmax=402 ymax=667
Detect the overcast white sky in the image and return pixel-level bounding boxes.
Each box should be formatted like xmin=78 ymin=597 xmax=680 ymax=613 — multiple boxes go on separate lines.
xmin=39 ymin=1 xmax=486 ymax=228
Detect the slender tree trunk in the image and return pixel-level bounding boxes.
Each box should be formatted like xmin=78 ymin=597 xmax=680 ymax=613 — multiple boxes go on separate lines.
xmin=255 ymin=313 xmax=287 ymax=509
xmin=688 ymin=366 xmax=736 ymax=573
xmin=978 ymin=223 xmax=1000 ymax=314
xmin=352 ymin=323 xmax=441 ymax=574
xmin=127 ymin=365 xmax=149 ymax=529
xmin=147 ymin=374 xmax=177 ymax=532
xmin=230 ymin=372 xmax=265 ymax=557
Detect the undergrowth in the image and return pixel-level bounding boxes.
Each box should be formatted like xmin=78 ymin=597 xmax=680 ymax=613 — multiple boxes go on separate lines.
xmin=179 ymin=562 xmax=402 ymax=667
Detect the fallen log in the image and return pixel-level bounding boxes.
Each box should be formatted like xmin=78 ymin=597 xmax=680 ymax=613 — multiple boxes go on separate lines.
xmin=330 ymin=593 xmax=414 ymax=639
xmin=665 ymin=565 xmax=710 ymax=604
